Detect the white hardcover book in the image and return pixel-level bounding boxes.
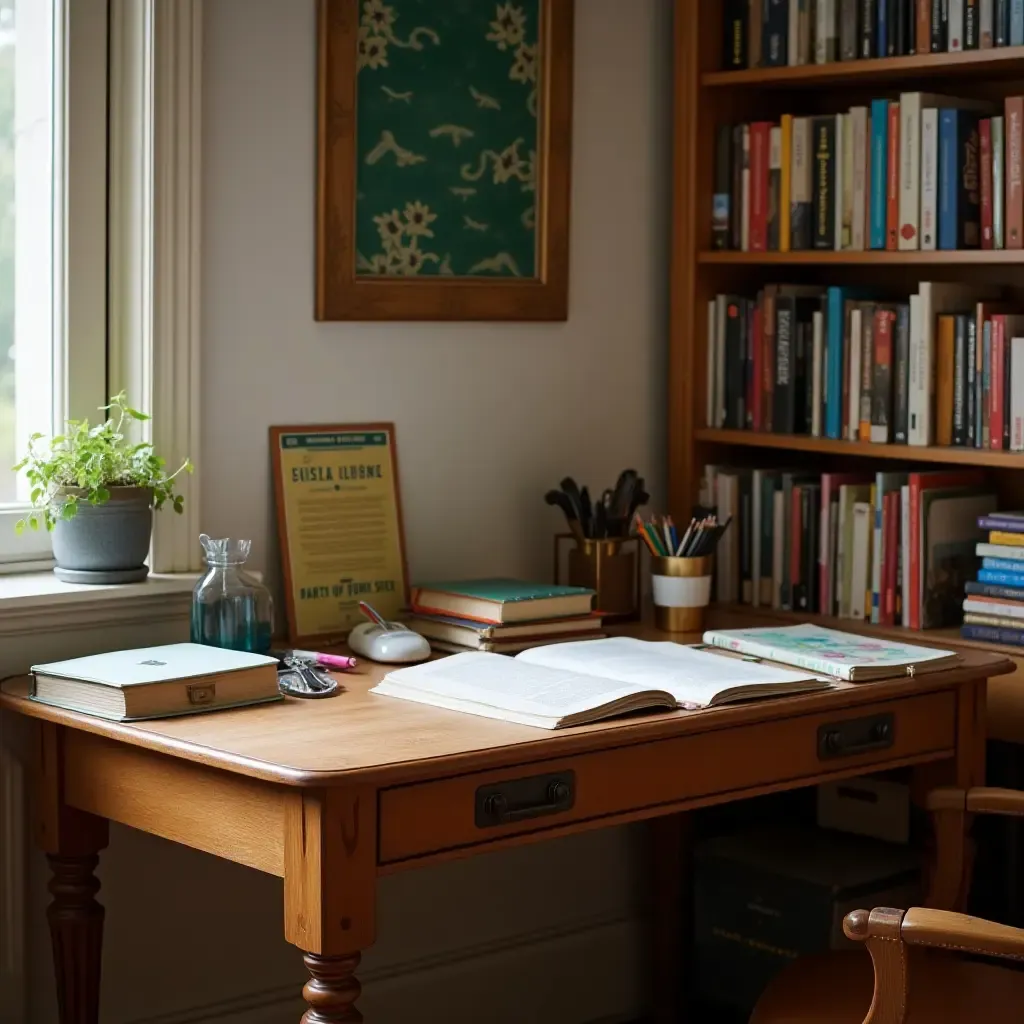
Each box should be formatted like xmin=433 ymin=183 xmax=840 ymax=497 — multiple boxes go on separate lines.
xmin=741 ymin=125 xmax=750 ymax=252
xmin=981 ymin=0 xmax=994 ymax=46
xmin=706 ymin=298 xmax=717 ymax=428
xmin=909 ymin=282 xmax=1001 ymax=445
xmin=752 ymin=469 xmax=763 ymax=607
xmin=815 ymin=0 xmax=835 ymax=63
xmin=812 ymin=310 xmax=825 ymax=437
xmin=834 ymin=113 xmax=845 ymax=250
xmin=772 ymin=488 xmax=785 ymax=610
xmin=921 ymin=109 xmax=939 ymax=250
xmin=964 ymin=598 xmax=1024 ymax=618
xmin=949 ymin=0 xmax=965 ymax=50
xmin=842 ymin=112 xmax=854 ymax=249
xmin=848 ymin=307 xmax=863 ymax=441
xmin=900 ymin=484 xmax=910 ymax=626
xmin=851 ymin=502 xmax=872 ymax=620
xmin=851 ymin=106 xmax=868 ymax=250
xmin=1012 ymin=337 xmax=1024 ymax=451
xmin=701 ymin=624 xmax=957 ymax=681
xmin=899 ymin=94 xmax=923 ymax=251
xmin=715 ymin=294 xmax=727 ymax=427
xmin=977 ymin=542 xmax=1024 ymax=560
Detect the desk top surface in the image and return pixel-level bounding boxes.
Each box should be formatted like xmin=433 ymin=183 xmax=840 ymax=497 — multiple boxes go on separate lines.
xmin=0 ymin=625 xmax=1011 ymax=786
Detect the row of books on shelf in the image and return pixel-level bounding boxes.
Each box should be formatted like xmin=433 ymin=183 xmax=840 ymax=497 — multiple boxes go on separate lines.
xmin=961 ymin=510 xmax=1024 ymax=646
xmin=724 ymin=0 xmax=1024 ymax=71
xmin=700 ymin=463 xmax=994 ymax=632
xmin=712 ymin=94 xmax=1022 ymax=253
xmin=706 ymin=282 xmax=1024 ymax=450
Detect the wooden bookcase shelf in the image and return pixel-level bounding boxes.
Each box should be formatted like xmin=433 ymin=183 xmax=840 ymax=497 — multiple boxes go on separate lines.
xmin=702 ymin=45 xmax=1024 ymax=89
xmin=670 ymin=1 xmax=1024 ymax=666
xmin=695 ymin=429 xmax=1024 ymax=468
xmin=699 ymin=250 xmax=1024 ymax=266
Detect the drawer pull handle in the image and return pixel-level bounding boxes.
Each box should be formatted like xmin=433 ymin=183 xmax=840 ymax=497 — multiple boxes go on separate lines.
xmin=475 ymin=771 xmax=575 ymax=828
xmin=817 ymin=713 xmax=895 ymax=760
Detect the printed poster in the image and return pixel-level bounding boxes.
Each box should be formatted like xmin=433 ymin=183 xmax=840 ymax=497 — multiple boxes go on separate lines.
xmin=271 ymin=424 xmax=408 ymax=642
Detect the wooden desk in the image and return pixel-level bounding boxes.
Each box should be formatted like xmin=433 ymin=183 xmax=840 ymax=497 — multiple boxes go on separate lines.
xmin=0 ymin=630 xmax=1012 ymax=1023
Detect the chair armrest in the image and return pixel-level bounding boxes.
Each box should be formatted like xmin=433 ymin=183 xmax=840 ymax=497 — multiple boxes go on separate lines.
xmin=926 ymin=786 xmax=1024 ymax=817
xmin=902 ymin=908 xmax=1024 ymax=961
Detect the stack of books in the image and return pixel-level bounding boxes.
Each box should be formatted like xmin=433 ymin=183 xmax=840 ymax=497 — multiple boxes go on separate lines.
xmin=702 ymin=464 xmax=993 ymax=630
xmin=705 ymin=282 xmax=1024 ymax=451
xmin=962 ymin=511 xmax=1024 ymax=645
xmin=713 ymin=94 xmax=1024 ymax=255
xmin=724 ymin=0 xmax=1021 ymax=72
xmin=405 ymin=578 xmax=604 ymax=655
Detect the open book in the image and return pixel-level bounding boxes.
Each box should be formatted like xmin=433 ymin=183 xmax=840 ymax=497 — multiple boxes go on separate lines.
xmin=371 ymin=637 xmax=829 ymax=729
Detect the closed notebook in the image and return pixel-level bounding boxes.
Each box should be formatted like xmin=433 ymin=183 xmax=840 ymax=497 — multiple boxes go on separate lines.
xmin=410 ymin=578 xmax=594 ymax=624
xmin=701 ymin=624 xmax=958 ymax=681
xmin=371 ymin=637 xmax=828 ymax=729
xmin=31 ymin=643 xmax=281 ymax=721
xmin=405 ymin=612 xmax=604 ymax=650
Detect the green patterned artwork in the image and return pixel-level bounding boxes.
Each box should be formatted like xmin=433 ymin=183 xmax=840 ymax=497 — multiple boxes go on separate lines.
xmin=354 ymin=0 xmax=540 ymax=279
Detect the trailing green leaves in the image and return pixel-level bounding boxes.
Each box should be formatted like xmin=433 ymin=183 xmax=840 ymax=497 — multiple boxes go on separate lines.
xmin=12 ymin=392 xmax=193 ymax=532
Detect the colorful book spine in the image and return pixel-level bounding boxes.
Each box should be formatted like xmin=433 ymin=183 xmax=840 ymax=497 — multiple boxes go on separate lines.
xmin=994 ymin=117 xmax=1006 ymax=249
xmin=921 ymin=108 xmax=940 ymax=250
xmin=878 ymin=0 xmax=890 ymax=52
xmin=981 ymin=118 xmax=994 ymax=250
xmin=962 ymin=623 xmax=1024 ymax=643
xmin=938 ymin=109 xmax=981 ymax=249
xmin=950 ymin=0 xmax=965 ymax=47
xmin=768 ymin=125 xmax=782 ymax=251
xmin=813 ymin=116 xmax=836 ymax=250
xmin=871 ymin=308 xmax=895 ymax=443
xmin=749 ymin=121 xmax=771 ymax=252
xmin=967 ymin=580 xmax=1024 ymax=599
xmin=1008 ymin=98 xmax=1023 ymax=249
xmin=898 ymin=94 xmax=921 ymax=250
xmin=981 ymin=0 xmax=994 ymax=44
xmin=918 ymin=0 xmax=934 ymax=48
xmin=826 ymin=287 xmax=848 ymax=439
xmin=870 ymin=100 xmax=889 ymax=250
xmin=886 ymin=102 xmax=901 ymax=250
xmin=791 ymin=117 xmax=813 ymax=250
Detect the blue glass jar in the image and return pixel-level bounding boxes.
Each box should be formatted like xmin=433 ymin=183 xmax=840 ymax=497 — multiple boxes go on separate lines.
xmin=191 ymin=535 xmax=274 ymax=654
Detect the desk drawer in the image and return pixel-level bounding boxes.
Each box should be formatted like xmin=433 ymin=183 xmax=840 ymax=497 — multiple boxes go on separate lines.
xmin=378 ymin=691 xmax=956 ymax=864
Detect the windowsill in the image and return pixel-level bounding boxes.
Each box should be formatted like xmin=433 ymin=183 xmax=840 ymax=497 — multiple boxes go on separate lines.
xmin=0 ymin=571 xmax=199 ymax=637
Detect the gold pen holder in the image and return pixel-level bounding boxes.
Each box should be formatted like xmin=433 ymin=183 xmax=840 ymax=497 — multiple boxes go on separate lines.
xmin=554 ymin=534 xmax=641 ymax=621
xmin=651 ymin=555 xmax=713 ymax=633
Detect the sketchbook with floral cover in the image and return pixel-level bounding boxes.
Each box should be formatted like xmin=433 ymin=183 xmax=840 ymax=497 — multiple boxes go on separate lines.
xmin=701 ymin=624 xmax=958 ymax=681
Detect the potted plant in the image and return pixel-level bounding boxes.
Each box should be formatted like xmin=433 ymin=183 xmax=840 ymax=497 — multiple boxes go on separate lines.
xmin=13 ymin=392 xmax=192 ymax=583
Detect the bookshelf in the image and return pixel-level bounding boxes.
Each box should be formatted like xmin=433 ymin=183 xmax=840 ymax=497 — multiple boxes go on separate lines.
xmin=669 ymin=1 xmax=1024 ymax=680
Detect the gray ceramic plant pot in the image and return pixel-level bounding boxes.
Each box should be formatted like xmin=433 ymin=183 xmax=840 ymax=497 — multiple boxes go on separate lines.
xmin=50 ymin=486 xmax=153 ymax=584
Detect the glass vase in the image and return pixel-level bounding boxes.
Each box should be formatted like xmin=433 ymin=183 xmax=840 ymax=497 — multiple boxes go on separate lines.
xmin=191 ymin=534 xmax=274 ymax=654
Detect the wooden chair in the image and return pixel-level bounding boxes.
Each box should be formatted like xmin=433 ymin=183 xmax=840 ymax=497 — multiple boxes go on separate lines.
xmin=751 ymin=787 xmax=1024 ymax=1024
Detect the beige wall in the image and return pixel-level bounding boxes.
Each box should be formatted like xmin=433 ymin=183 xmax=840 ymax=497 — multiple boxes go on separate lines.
xmin=24 ymin=1 xmax=672 ymax=1020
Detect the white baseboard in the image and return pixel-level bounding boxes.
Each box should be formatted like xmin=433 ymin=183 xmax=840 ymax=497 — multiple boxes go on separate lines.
xmin=124 ymin=913 xmax=646 ymax=1024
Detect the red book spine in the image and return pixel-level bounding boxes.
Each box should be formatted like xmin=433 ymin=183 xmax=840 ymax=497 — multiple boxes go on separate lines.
xmin=883 ymin=491 xmax=899 ymax=626
xmin=908 ymin=477 xmax=921 ymax=630
xmin=916 ymin=0 xmax=931 ymax=53
xmin=992 ymin=314 xmax=1006 ymax=449
xmin=886 ymin=102 xmax=901 ymax=251
xmin=981 ymin=118 xmax=994 ymax=249
xmin=1006 ymin=97 xmax=1023 ymax=249
xmin=749 ymin=122 xmax=771 ymax=252
xmin=751 ymin=296 xmax=762 ymax=429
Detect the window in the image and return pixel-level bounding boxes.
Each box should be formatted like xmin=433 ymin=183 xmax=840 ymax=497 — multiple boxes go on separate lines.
xmin=0 ymin=0 xmax=107 ymax=565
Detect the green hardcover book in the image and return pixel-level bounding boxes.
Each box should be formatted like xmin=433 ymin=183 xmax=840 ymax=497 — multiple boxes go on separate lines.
xmin=410 ymin=578 xmax=595 ymax=624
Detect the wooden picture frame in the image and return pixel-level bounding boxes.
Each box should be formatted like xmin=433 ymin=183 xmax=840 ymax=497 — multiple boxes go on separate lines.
xmin=270 ymin=423 xmax=410 ymax=645
xmin=316 ymin=0 xmax=574 ymax=321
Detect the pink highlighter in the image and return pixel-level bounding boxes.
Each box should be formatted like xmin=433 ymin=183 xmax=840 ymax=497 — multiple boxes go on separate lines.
xmin=290 ymin=649 xmax=358 ymax=671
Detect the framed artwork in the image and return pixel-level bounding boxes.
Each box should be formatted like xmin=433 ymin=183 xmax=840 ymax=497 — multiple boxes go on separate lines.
xmin=270 ymin=424 xmax=409 ymax=645
xmin=316 ymin=0 xmax=574 ymax=321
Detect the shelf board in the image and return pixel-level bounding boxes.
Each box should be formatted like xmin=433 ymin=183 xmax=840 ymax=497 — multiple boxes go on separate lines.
xmin=702 ymin=46 xmax=1024 ymax=89
xmin=695 ymin=429 xmax=1024 ymax=468
xmin=706 ymin=603 xmax=1024 ymax=660
xmin=698 ymin=249 xmax=1024 ymax=266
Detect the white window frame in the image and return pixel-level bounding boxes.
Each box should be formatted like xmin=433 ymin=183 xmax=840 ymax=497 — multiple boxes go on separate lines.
xmin=0 ymin=0 xmax=109 ymax=567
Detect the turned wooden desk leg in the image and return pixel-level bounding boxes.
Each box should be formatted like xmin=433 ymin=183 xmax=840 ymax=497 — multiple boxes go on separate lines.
xmin=302 ymin=953 xmax=363 ymax=1023
xmin=285 ymin=787 xmax=376 ymax=1023
xmin=47 ymin=854 xmax=105 ymax=1024
xmin=35 ymin=724 xmax=110 ymax=1024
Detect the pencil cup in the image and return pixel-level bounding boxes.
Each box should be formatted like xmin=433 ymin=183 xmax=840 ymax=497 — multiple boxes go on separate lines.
xmin=566 ymin=538 xmax=638 ymax=619
xmin=651 ymin=556 xmax=712 ymax=632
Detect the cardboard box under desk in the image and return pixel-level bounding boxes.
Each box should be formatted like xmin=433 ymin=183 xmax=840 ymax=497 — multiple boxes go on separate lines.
xmin=693 ymin=825 xmax=921 ymax=1015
